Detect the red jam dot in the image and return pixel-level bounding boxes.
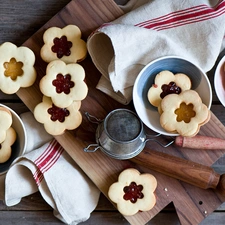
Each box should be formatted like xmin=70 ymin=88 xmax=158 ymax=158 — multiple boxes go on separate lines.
xmin=52 ymin=73 xmax=74 ymax=94
xmin=123 ymin=181 xmax=144 ymax=203
xmin=160 ymin=81 xmax=181 ymax=99
xmin=47 ymin=104 xmax=70 ymax=122
xmin=51 ymin=35 xmax=72 ymax=58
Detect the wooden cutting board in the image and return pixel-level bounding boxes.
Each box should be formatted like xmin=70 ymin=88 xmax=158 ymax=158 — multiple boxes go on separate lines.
xmin=16 ymin=0 xmax=225 ymax=224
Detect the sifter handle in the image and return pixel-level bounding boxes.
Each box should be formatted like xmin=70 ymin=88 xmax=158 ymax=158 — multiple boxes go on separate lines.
xmin=175 ymin=135 xmax=225 ymax=150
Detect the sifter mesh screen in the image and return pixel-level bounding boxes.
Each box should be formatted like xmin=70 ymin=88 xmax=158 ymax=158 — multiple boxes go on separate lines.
xmin=105 ymin=110 xmax=141 ymax=142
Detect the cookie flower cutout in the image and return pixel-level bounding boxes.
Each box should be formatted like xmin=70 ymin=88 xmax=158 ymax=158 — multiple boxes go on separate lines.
xmin=0 ymin=127 xmax=17 ymax=163
xmin=39 ymin=60 xmax=88 ymax=108
xmin=40 ymin=25 xmax=87 ymax=64
xmin=160 ymin=90 xmax=211 ymax=137
xmin=147 ymin=70 xmax=191 ymax=108
xmin=0 ymin=42 xmax=37 ymax=94
xmin=108 ymin=168 xmax=157 ymax=216
xmin=34 ymin=96 xmax=82 ymax=136
xmin=0 ymin=107 xmax=13 ymax=143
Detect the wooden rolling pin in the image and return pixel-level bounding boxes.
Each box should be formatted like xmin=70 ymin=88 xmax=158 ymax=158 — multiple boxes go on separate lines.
xmin=131 ymin=148 xmax=225 ymax=195
xmin=175 ymin=135 xmax=225 ymax=149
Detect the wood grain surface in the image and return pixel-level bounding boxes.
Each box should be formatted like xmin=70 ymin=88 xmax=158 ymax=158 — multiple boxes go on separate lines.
xmin=1 ymin=0 xmax=225 ymax=225
xmin=14 ymin=0 xmax=225 ymax=225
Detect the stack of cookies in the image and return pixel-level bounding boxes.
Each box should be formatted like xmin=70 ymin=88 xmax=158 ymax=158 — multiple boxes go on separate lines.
xmin=147 ymin=70 xmax=211 ymax=137
xmin=0 ymin=107 xmax=17 ymax=163
xmin=34 ymin=25 xmax=88 ymax=136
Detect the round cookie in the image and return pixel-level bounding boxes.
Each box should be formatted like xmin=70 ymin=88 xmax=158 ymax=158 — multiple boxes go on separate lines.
xmin=0 ymin=42 xmax=37 ymax=94
xmin=39 ymin=60 xmax=88 ymax=108
xmin=0 ymin=127 xmax=17 ymax=163
xmin=40 ymin=25 xmax=87 ymax=64
xmin=108 ymin=168 xmax=157 ymax=216
xmin=34 ymin=95 xmax=82 ymax=136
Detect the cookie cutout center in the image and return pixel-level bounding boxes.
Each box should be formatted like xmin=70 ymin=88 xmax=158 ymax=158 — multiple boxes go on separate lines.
xmin=123 ymin=181 xmax=144 ymax=203
xmin=175 ymin=102 xmax=196 ymax=123
xmin=47 ymin=104 xmax=70 ymax=122
xmin=160 ymin=81 xmax=181 ymax=99
xmin=51 ymin=35 xmax=72 ymax=58
xmin=3 ymin=58 xmax=23 ymax=80
xmin=52 ymin=73 xmax=75 ymax=94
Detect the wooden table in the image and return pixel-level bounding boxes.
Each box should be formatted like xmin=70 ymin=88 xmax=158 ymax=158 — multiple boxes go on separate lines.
xmin=1 ymin=0 xmax=225 ymax=224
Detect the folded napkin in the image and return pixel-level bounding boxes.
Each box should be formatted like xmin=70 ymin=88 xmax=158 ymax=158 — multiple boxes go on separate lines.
xmin=87 ymin=0 xmax=225 ymax=104
xmin=4 ymin=112 xmax=100 ymax=225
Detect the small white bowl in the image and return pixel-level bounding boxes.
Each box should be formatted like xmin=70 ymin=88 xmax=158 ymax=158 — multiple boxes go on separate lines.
xmin=214 ymin=55 xmax=225 ymax=107
xmin=0 ymin=104 xmax=27 ymax=175
xmin=133 ymin=56 xmax=212 ymax=136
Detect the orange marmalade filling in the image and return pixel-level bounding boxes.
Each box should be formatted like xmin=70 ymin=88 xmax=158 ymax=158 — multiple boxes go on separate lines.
xmin=3 ymin=58 xmax=23 ymax=80
xmin=175 ymin=102 xmax=196 ymax=123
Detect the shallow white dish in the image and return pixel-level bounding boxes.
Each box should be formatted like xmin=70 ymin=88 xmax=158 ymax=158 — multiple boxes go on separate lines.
xmin=214 ymin=55 xmax=225 ymax=107
xmin=133 ymin=56 xmax=212 ymax=136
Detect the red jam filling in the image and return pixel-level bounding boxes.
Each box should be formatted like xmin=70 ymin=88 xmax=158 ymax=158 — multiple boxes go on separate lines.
xmin=52 ymin=73 xmax=75 ymax=94
xmin=160 ymin=81 xmax=181 ymax=99
xmin=51 ymin=35 xmax=72 ymax=58
xmin=123 ymin=181 xmax=144 ymax=203
xmin=47 ymin=104 xmax=70 ymax=122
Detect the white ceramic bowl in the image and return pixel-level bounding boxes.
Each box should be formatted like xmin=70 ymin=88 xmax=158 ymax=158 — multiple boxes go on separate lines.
xmin=0 ymin=104 xmax=27 ymax=175
xmin=133 ymin=56 xmax=212 ymax=136
xmin=214 ymin=55 xmax=225 ymax=107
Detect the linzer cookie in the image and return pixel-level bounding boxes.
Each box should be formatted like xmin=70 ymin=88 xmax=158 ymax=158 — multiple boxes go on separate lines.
xmin=34 ymin=96 xmax=82 ymax=136
xmin=0 ymin=127 xmax=16 ymax=163
xmin=40 ymin=25 xmax=87 ymax=64
xmin=160 ymin=90 xmax=211 ymax=137
xmin=147 ymin=70 xmax=191 ymax=108
xmin=108 ymin=168 xmax=157 ymax=216
xmin=39 ymin=60 xmax=88 ymax=108
xmin=0 ymin=42 xmax=37 ymax=94
xmin=0 ymin=107 xmax=13 ymax=143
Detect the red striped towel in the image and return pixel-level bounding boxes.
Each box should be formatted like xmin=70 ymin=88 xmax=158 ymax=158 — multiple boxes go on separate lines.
xmin=5 ymin=139 xmax=100 ymax=224
xmin=87 ymin=0 xmax=225 ymax=104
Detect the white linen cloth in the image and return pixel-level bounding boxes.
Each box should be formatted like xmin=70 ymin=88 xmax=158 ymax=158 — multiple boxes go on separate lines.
xmin=4 ymin=112 xmax=100 ymax=225
xmin=87 ymin=0 xmax=225 ymax=104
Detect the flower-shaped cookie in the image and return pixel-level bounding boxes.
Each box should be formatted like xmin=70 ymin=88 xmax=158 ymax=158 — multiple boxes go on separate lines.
xmin=40 ymin=25 xmax=87 ymax=64
xmin=0 ymin=127 xmax=17 ymax=163
xmin=0 ymin=42 xmax=37 ymax=94
xmin=160 ymin=90 xmax=210 ymax=137
xmin=0 ymin=107 xmax=13 ymax=143
xmin=147 ymin=70 xmax=191 ymax=108
xmin=108 ymin=168 xmax=157 ymax=216
xmin=34 ymin=96 xmax=82 ymax=136
xmin=39 ymin=60 xmax=88 ymax=108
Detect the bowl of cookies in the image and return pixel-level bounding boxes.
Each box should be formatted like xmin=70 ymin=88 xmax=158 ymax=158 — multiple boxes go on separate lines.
xmin=133 ymin=56 xmax=212 ymax=137
xmin=0 ymin=104 xmax=27 ymax=175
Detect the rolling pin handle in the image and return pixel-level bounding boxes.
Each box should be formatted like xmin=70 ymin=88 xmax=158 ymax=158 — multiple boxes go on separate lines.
xmin=175 ymin=135 xmax=225 ymax=150
xmin=217 ymin=174 xmax=225 ymax=196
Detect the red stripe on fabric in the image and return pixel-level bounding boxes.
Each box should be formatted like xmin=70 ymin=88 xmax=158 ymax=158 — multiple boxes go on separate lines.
xmin=136 ymin=4 xmax=208 ymax=27
xmin=136 ymin=1 xmax=225 ymax=30
xmin=39 ymin=146 xmax=63 ymax=173
xmin=33 ymin=140 xmax=64 ymax=186
xmin=34 ymin=139 xmax=57 ymax=165
xmin=35 ymin=140 xmax=60 ymax=168
xmin=155 ymin=7 xmax=225 ymax=30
